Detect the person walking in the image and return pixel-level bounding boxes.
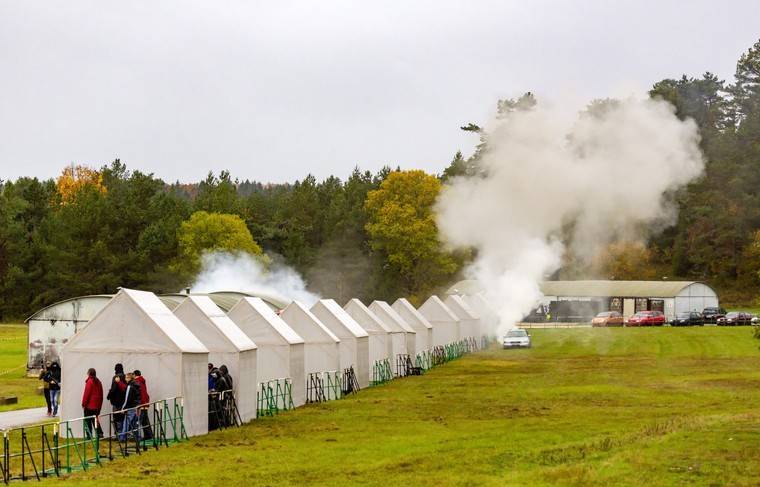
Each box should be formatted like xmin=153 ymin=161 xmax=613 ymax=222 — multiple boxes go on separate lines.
xmin=119 ymin=373 xmax=142 ymax=444
xmin=44 ymin=362 xmax=62 ymax=416
xmin=106 ymin=363 xmax=126 ymax=434
xmin=39 ymin=361 xmax=52 ymax=416
xmin=133 ymin=370 xmax=153 ymax=441
xmin=81 ymin=368 xmax=104 ymax=438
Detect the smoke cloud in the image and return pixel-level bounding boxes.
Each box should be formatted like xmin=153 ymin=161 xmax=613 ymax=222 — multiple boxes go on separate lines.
xmin=191 ymin=252 xmax=321 ymax=306
xmin=436 ymin=97 xmax=704 ymax=334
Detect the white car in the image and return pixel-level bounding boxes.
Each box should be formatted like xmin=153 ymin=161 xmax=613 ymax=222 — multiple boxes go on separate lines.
xmin=503 ymin=329 xmax=531 ymax=349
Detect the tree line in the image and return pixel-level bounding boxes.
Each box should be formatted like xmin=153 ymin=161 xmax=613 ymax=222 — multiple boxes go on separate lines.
xmin=2 ymin=38 xmax=759 ymax=320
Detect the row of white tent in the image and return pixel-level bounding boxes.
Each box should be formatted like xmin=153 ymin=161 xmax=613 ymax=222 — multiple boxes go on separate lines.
xmin=60 ymin=288 xmax=497 ymax=437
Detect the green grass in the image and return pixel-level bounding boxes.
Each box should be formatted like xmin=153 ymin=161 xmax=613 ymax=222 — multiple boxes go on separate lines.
xmin=43 ymin=327 xmax=760 ymax=485
xmin=0 ymin=324 xmax=45 ymax=412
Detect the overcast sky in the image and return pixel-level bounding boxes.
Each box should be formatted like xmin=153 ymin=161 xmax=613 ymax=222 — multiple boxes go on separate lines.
xmin=1 ymin=1 xmax=758 ymax=183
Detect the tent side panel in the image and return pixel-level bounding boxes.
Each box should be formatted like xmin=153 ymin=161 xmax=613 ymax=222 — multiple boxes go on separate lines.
xmin=303 ymin=342 xmax=340 ymax=374
xmin=236 ymin=349 xmax=257 ymax=423
xmin=355 ymin=336 xmax=369 ymax=388
xmin=290 ymin=343 xmax=306 ymax=407
xmin=182 ymin=352 xmax=209 ymax=437
xmin=337 ymin=337 xmax=358 ymax=372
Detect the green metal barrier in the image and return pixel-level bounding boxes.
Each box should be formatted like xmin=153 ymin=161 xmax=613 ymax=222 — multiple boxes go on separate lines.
xmin=325 ymin=371 xmax=342 ymax=401
xmin=2 ymin=397 xmax=187 ymax=484
xmin=257 ymin=378 xmax=294 ymax=417
xmin=371 ymin=358 xmax=393 ymax=386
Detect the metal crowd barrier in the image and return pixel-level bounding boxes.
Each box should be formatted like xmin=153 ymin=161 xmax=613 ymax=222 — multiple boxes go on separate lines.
xmin=1 ymin=397 xmax=186 ymax=484
xmin=371 ymin=358 xmax=393 ymax=385
xmin=257 ymin=378 xmax=294 ymax=417
xmin=208 ymin=390 xmax=242 ymax=431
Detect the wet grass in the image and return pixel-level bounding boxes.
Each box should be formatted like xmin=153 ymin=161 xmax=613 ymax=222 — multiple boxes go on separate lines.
xmin=48 ymin=327 xmax=760 ymax=485
xmin=0 ymin=324 xmax=45 ymax=412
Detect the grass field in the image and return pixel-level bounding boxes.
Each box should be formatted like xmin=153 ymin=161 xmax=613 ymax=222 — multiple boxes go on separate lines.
xmin=0 ymin=324 xmax=45 ymax=412
xmin=49 ymin=327 xmax=759 ymax=486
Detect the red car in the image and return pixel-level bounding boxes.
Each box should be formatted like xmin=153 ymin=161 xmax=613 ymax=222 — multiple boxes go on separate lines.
xmin=627 ymin=310 xmax=666 ymax=326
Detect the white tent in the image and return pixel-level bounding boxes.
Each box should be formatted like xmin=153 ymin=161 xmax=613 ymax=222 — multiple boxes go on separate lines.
xmin=227 ymin=297 xmax=306 ymax=407
xmin=418 ymin=296 xmax=461 ymax=347
xmin=280 ymin=301 xmax=340 ymax=377
xmin=343 ymin=299 xmax=391 ymax=374
xmin=464 ymin=293 xmax=498 ymax=335
xmin=174 ymin=296 xmax=258 ymax=422
xmin=60 ymin=289 xmax=209 ymax=437
xmin=369 ymin=301 xmax=415 ymax=360
xmin=391 ymin=298 xmax=433 ymax=354
xmin=310 ymin=299 xmax=370 ymax=388
xmin=444 ymin=295 xmax=481 ymax=340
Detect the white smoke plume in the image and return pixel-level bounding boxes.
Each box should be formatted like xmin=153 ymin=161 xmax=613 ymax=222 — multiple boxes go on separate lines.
xmin=436 ymin=96 xmax=704 ymax=334
xmin=190 ymin=252 xmax=321 ymax=306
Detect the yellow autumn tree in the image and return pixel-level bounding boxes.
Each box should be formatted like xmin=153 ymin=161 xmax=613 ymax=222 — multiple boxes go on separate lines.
xmin=55 ymin=164 xmax=106 ymax=203
xmin=365 ymin=170 xmax=461 ymax=298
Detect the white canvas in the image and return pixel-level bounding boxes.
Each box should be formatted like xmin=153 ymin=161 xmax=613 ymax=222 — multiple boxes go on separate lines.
xmin=227 ymin=297 xmax=306 ymax=407
xmin=369 ymin=301 xmax=414 ymax=360
xmin=343 ymin=299 xmax=391 ymax=376
xmin=310 ymin=299 xmax=370 ymax=388
xmin=280 ymin=301 xmax=340 ymax=376
xmin=418 ymin=295 xmax=460 ymax=347
xmin=174 ymin=296 xmax=258 ymax=422
xmin=444 ymin=294 xmax=481 ymax=340
xmin=391 ymin=298 xmax=433 ymax=354
xmin=60 ymin=289 xmax=209 ymax=437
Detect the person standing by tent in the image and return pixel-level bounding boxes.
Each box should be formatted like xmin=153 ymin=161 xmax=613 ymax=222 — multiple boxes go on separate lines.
xmin=133 ymin=370 xmax=153 ymax=441
xmin=81 ymin=368 xmax=103 ymax=438
xmin=119 ymin=373 xmax=141 ymax=443
xmin=207 ymin=363 xmax=216 ymax=391
xmin=107 ymin=363 xmax=126 ymax=433
xmin=38 ymin=361 xmax=52 ymax=416
xmin=218 ymin=365 xmax=233 ymax=392
xmin=43 ymin=362 xmax=61 ymax=416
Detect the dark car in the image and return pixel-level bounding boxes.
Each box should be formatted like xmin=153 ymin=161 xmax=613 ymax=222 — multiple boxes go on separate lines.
xmin=702 ymin=307 xmax=726 ymax=323
xmin=717 ymin=311 xmax=752 ymax=326
xmin=670 ymin=311 xmax=704 ymax=326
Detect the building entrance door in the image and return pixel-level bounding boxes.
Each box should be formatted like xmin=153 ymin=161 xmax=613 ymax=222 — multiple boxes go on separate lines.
xmin=623 ymin=298 xmax=635 ymax=320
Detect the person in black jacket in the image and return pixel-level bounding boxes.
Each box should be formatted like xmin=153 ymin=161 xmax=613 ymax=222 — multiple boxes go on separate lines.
xmin=118 ymin=373 xmax=142 ymax=443
xmin=106 ymin=363 xmax=126 ymax=433
xmin=43 ymin=362 xmax=62 ymax=416
xmin=218 ymin=365 xmax=233 ymax=392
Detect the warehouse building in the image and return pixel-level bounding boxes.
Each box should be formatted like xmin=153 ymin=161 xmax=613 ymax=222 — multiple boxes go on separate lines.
xmin=539 ymin=280 xmax=719 ymax=322
xmin=447 ymin=279 xmax=719 ymax=322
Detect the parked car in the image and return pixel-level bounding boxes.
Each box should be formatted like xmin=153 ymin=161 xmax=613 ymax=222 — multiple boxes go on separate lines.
xmin=717 ymin=311 xmax=753 ymax=326
xmin=702 ymin=307 xmax=726 ymax=323
xmin=627 ymin=310 xmax=666 ymax=326
xmin=591 ymin=311 xmax=624 ymax=327
xmin=670 ymin=311 xmax=704 ymax=326
xmin=503 ymin=329 xmax=531 ymax=349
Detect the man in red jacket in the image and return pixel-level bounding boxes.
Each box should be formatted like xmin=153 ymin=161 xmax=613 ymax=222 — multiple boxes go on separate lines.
xmin=81 ymin=368 xmax=103 ymax=438
xmin=133 ymin=370 xmax=153 ymax=440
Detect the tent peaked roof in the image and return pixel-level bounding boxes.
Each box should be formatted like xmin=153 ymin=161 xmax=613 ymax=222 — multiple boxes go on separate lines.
xmin=419 ymin=295 xmax=459 ymax=321
xmin=109 ymin=289 xmax=208 ymax=353
xmin=445 ymin=294 xmax=479 ymax=320
xmin=240 ymin=297 xmax=304 ymax=344
xmin=313 ymin=299 xmax=368 ymax=338
xmin=344 ymin=299 xmax=392 ymax=333
xmin=186 ymin=296 xmax=257 ymax=351
xmin=281 ymin=301 xmax=340 ymax=343
xmin=70 ymin=288 xmax=208 ymax=353
xmin=370 ymin=301 xmax=415 ymax=333
xmin=392 ymin=298 xmax=432 ymax=329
